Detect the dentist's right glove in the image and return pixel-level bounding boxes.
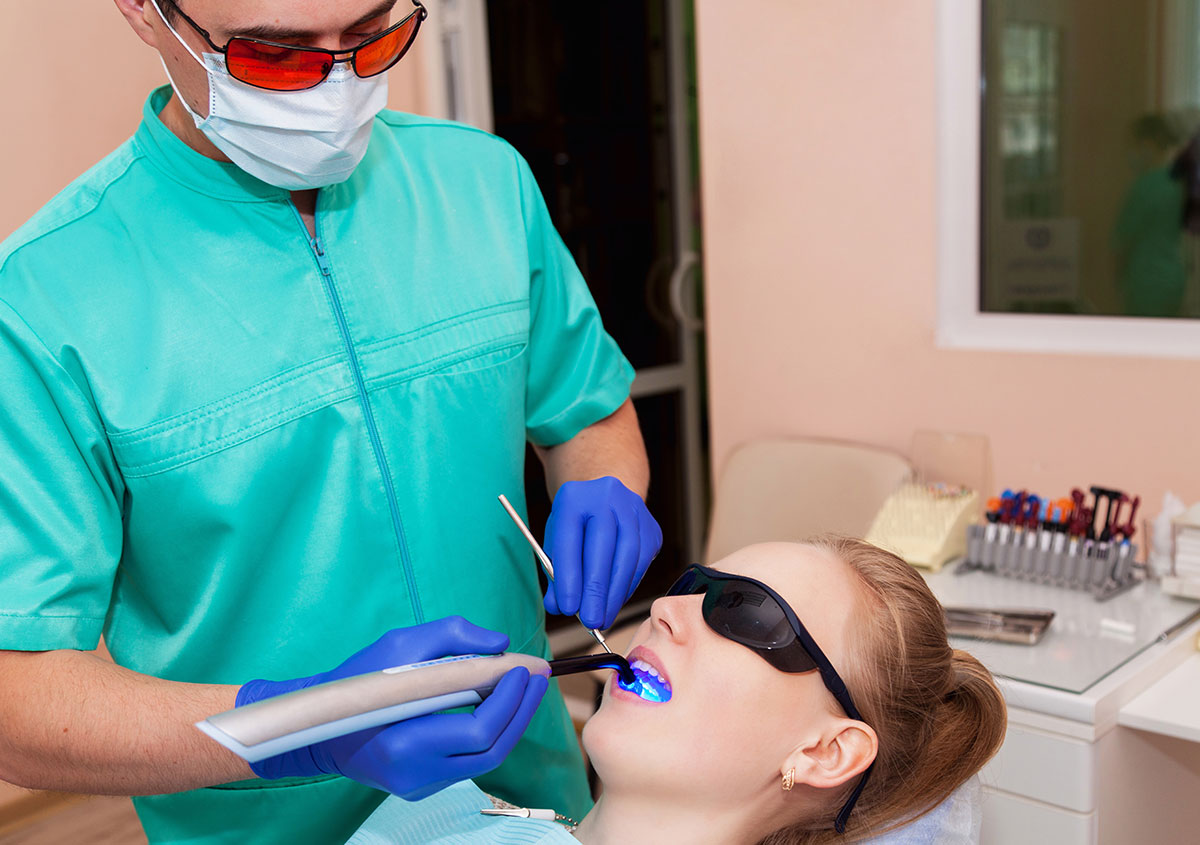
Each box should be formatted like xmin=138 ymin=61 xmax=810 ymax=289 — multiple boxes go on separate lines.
xmin=543 ymin=476 xmax=662 ymax=630
xmin=236 ymin=616 xmax=548 ymax=800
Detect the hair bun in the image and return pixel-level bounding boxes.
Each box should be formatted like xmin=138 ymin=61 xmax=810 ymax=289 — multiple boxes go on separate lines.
xmin=943 ymin=650 xmax=1006 ymax=725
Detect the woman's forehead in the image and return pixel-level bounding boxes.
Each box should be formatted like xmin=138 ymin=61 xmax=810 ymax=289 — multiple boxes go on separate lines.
xmin=714 ymin=541 xmax=848 ymax=586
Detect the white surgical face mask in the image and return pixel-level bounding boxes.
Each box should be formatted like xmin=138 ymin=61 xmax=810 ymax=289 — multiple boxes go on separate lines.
xmin=150 ymin=0 xmax=388 ymax=190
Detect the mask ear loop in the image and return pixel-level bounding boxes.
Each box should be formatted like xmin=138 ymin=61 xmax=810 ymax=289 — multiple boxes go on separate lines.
xmin=147 ymin=0 xmax=208 ymax=67
xmin=146 ymin=0 xmax=215 ymax=123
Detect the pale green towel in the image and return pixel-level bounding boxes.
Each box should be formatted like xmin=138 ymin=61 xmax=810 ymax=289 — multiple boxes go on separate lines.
xmin=346 ymin=782 xmax=575 ymax=845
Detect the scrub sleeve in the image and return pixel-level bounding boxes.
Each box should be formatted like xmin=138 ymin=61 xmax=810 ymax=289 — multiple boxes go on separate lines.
xmin=517 ymin=154 xmax=632 ymax=449
xmin=0 ymin=300 xmax=123 ymax=649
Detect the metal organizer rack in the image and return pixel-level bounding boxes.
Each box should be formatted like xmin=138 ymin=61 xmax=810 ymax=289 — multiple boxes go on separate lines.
xmin=961 ymin=523 xmax=1139 ymax=601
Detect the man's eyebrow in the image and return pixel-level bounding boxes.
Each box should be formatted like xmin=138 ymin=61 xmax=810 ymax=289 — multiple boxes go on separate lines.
xmin=230 ymin=0 xmax=400 ymax=42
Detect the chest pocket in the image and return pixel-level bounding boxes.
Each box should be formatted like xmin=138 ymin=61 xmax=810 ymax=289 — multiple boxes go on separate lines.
xmin=104 ymin=300 xmax=530 ymax=479
xmin=355 ymin=300 xmax=530 ymax=391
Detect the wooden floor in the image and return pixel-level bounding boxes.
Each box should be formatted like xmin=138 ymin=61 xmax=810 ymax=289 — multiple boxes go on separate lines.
xmin=0 ymin=796 xmax=145 ymax=845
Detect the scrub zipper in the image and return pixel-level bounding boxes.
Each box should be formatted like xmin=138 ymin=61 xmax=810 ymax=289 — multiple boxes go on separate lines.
xmin=295 ymin=205 xmax=424 ymax=624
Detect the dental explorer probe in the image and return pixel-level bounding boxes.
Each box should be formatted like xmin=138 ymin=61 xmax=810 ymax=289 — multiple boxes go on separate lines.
xmin=497 ymin=494 xmax=613 ymax=654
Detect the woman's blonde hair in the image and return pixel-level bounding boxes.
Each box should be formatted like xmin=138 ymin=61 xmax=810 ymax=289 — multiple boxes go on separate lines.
xmin=759 ymin=536 xmax=1007 ymax=844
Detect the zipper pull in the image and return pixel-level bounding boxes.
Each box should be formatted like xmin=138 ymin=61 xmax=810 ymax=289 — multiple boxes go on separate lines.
xmin=310 ymin=236 xmax=324 ymax=257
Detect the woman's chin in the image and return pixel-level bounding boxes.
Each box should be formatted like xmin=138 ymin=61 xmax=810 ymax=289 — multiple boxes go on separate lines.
xmin=582 ymin=708 xmax=637 ymax=778
xmin=582 ymin=706 xmax=681 ymax=793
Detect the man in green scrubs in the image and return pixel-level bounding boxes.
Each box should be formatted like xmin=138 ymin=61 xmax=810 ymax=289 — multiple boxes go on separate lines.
xmin=0 ymin=1 xmax=661 ymax=843
xmin=1113 ymin=115 xmax=1187 ymax=318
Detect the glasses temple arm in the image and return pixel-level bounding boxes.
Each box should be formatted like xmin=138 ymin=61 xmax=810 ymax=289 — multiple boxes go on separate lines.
xmin=834 ymin=765 xmax=872 ymax=833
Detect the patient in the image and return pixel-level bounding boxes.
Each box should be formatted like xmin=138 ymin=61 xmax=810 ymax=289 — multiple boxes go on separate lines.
xmin=350 ymin=536 xmax=1007 ymax=844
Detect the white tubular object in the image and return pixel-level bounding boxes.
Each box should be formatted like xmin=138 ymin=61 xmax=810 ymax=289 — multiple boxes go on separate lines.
xmin=480 ymin=807 xmax=559 ymax=822
xmin=196 ymin=652 xmax=550 ymax=763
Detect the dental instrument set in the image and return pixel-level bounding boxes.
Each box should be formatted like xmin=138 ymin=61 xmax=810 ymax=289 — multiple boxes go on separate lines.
xmin=196 ymin=651 xmax=636 ymax=763
xmin=961 ymin=487 xmax=1142 ymax=600
xmin=943 ymin=606 xmax=1055 ymax=645
xmin=497 ymin=493 xmax=614 ymax=654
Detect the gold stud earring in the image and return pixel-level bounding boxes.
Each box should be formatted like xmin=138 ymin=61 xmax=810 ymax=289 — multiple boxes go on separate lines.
xmin=782 ymin=768 xmax=795 ymax=791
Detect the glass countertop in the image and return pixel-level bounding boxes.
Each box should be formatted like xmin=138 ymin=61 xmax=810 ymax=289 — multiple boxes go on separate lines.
xmin=921 ymin=568 xmax=1200 ymax=694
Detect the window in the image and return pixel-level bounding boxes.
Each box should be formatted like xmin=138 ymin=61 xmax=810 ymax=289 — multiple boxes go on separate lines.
xmin=937 ymin=0 xmax=1200 ymax=358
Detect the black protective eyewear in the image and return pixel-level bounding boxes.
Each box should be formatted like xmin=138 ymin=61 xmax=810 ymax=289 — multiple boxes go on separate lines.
xmin=158 ymin=0 xmax=427 ymax=92
xmin=667 ymin=564 xmax=872 ymax=833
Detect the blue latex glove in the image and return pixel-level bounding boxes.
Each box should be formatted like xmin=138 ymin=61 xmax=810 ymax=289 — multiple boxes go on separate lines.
xmin=236 ymin=616 xmax=548 ymax=801
xmin=543 ymin=476 xmax=663 ymax=631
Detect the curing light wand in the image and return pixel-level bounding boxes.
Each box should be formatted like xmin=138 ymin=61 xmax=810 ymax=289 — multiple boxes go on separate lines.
xmin=196 ymin=652 xmax=635 ymax=764
xmin=497 ymin=494 xmax=613 ymax=654
xmin=550 ymin=653 xmax=635 ymax=685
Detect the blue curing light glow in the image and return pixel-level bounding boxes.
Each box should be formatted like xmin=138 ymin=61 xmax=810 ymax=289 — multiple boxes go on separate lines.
xmin=617 ymin=662 xmax=672 ymax=702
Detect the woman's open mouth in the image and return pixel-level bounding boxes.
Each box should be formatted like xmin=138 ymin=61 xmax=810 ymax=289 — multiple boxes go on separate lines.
xmin=617 ymin=648 xmax=672 ymax=702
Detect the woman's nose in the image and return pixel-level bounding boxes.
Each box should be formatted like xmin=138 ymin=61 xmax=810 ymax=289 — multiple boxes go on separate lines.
xmin=649 ymin=594 xmax=701 ymax=640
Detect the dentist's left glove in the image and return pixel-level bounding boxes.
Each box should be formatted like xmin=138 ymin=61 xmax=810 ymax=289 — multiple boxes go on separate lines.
xmin=544 ymin=476 xmax=663 ymax=631
xmin=235 ymin=616 xmax=548 ymax=801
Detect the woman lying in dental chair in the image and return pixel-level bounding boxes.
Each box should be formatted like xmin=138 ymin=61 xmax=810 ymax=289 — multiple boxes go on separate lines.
xmin=349 ymin=536 xmax=1007 ymax=844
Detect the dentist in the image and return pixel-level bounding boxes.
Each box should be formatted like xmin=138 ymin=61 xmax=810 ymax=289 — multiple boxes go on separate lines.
xmin=0 ymin=1 xmax=661 ymax=843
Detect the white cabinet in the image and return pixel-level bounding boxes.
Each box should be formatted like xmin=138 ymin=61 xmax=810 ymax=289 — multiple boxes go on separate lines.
xmin=921 ymin=569 xmax=1200 ymax=844
xmin=973 ymin=625 xmax=1200 ymax=844
xmin=980 ymin=791 xmax=1096 ymax=845
xmin=984 ymin=722 xmax=1096 ymax=813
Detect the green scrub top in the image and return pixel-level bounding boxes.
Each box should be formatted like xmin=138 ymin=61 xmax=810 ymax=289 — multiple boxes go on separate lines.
xmin=1113 ymin=166 xmax=1187 ymax=317
xmin=0 ymin=87 xmax=633 ymax=844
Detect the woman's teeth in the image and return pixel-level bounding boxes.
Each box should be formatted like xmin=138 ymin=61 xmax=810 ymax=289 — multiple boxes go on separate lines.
xmin=631 ymin=658 xmax=665 ymax=681
xmin=618 ymin=658 xmax=672 ymax=702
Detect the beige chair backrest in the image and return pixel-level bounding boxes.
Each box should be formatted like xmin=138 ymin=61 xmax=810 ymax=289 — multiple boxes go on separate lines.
xmin=705 ymin=437 xmax=913 ymax=564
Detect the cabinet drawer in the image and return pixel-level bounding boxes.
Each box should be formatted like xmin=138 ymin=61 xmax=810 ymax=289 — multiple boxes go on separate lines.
xmin=981 ymin=787 xmax=1096 ymax=845
xmin=983 ymin=722 xmax=1095 ymax=812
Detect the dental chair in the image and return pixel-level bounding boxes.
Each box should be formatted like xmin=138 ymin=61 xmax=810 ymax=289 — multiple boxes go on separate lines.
xmin=598 ymin=437 xmax=984 ymax=843
xmin=703 ymin=436 xmax=913 ymax=562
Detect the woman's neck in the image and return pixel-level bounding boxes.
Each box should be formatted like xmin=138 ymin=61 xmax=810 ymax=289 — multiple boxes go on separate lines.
xmin=573 ymin=790 xmax=770 ymax=845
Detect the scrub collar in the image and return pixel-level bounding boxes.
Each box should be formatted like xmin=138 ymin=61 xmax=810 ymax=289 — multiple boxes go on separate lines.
xmin=133 ymin=86 xmax=292 ymax=202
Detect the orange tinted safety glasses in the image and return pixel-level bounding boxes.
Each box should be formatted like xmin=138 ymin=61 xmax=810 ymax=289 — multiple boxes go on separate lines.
xmin=160 ymin=0 xmax=427 ymax=91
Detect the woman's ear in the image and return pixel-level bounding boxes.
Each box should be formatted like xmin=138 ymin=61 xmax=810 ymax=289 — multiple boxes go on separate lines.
xmin=784 ymin=718 xmax=877 ymax=791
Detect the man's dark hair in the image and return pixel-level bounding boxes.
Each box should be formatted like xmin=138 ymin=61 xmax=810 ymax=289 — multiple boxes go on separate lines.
xmin=157 ymin=0 xmax=181 ymax=26
xmin=1132 ymin=114 xmax=1180 ymax=151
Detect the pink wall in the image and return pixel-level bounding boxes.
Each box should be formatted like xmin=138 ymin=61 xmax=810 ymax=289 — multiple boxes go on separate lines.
xmin=0 ymin=1 xmax=431 ymax=239
xmin=6 ymin=2 xmax=1197 ymax=515
xmin=695 ymin=0 xmax=1200 ymax=513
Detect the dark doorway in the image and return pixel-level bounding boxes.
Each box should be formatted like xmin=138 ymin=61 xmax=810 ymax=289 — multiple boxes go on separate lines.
xmin=486 ymin=0 xmax=707 ymax=632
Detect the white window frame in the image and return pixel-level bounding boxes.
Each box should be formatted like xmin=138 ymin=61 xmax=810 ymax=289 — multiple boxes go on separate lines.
xmin=936 ymin=0 xmax=1200 ymax=359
